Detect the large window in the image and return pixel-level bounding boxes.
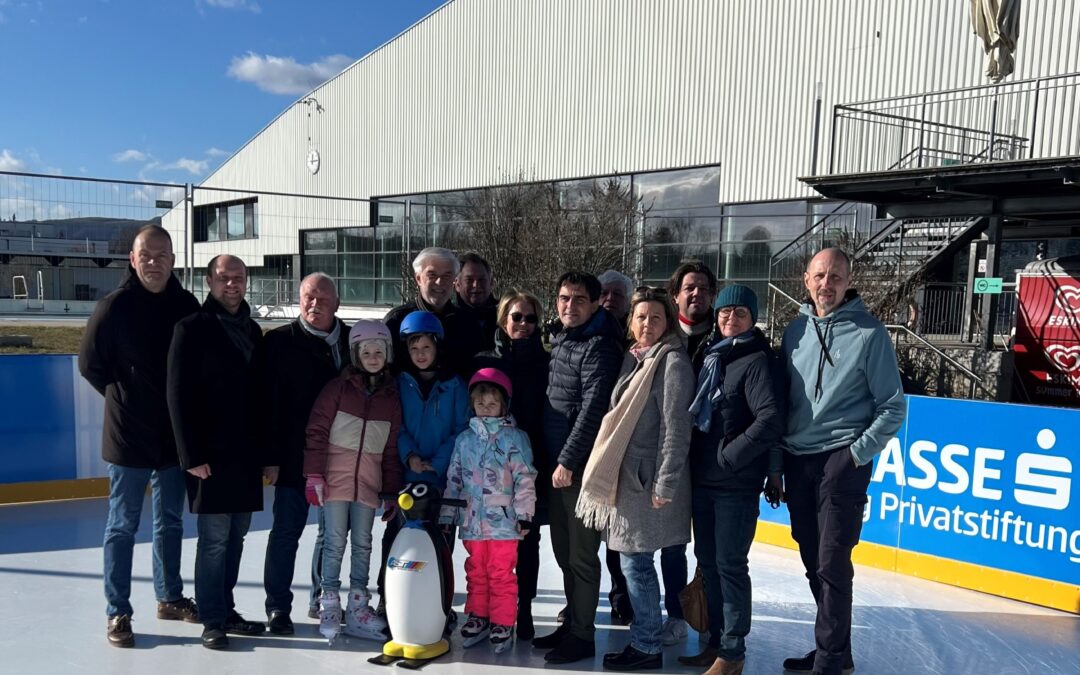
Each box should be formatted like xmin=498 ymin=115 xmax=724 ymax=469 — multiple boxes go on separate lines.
xmin=301 ymin=225 xmax=403 ymax=305
xmin=194 ymin=199 xmax=258 ymax=243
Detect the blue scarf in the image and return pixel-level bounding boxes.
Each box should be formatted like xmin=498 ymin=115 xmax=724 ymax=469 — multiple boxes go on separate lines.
xmin=689 ymin=330 xmax=754 ymax=432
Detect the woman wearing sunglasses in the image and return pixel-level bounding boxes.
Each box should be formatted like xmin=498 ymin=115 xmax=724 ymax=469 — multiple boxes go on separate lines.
xmin=680 ymin=284 xmax=784 ymax=675
xmin=472 ymin=290 xmax=550 ymax=640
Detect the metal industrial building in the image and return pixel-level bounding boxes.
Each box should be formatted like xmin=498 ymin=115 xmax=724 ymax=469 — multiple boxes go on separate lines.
xmin=161 ymin=0 xmax=1079 ymax=323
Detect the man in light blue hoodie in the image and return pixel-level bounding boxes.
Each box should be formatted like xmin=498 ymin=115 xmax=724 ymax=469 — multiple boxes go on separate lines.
xmin=780 ymin=248 xmax=906 ymax=675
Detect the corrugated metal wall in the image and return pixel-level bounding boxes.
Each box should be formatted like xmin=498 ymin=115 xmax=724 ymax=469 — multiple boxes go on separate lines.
xmin=184 ymin=0 xmax=1080 ymax=266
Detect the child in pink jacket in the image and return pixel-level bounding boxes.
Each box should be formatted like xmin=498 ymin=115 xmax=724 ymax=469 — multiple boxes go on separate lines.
xmin=304 ymin=320 xmax=403 ymax=642
xmin=441 ymin=367 xmax=536 ymax=653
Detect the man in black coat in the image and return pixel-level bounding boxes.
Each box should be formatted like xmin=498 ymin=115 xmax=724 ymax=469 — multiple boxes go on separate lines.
xmin=451 ymin=251 xmax=498 ymax=367
xmin=384 ymin=246 xmax=473 ymax=375
xmin=79 ymin=224 xmax=200 ymax=649
xmin=256 ymin=272 xmax=349 ymax=635
xmin=167 ymin=254 xmax=266 ymax=650
xmin=534 ymin=271 xmax=624 ymax=664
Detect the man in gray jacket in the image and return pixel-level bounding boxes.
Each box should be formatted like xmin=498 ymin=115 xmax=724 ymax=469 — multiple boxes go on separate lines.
xmin=780 ymin=248 xmax=906 ymax=675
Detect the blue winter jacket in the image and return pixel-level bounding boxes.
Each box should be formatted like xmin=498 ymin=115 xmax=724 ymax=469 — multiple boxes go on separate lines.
xmin=440 ymin=415 xmax=537 ymax=541
xmin=781 ymin=293 xmax=906 ymax=466
xmin=397 ymin=371 xmax=470 ymax=488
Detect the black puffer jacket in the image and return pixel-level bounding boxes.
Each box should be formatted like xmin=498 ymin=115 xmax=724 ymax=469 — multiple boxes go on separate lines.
xmin=543 ymin=308 xmax=624 ymax=473
xmin=454 ymin=293 xmax=498 ymax=364
xmin=78 ymin=268 xmax=199 ymax=469
xmin=474 ymin=328 xmax=552 ymax=519
xmin=252 ymin=318 xmax=350 ymax=488
xmin=167 ymin=297 xmax=264 ymax=514
xmin=689 ymin=328 xmax=785 ymax=492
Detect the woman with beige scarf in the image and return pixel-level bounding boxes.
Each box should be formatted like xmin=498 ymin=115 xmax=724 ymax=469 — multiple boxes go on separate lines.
xmin=576 ymin=286 xmax=694 ymax=672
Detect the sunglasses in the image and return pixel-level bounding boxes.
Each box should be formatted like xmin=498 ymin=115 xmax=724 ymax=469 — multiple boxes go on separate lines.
xmin=510 ymin=312 xmax=539 ymax=324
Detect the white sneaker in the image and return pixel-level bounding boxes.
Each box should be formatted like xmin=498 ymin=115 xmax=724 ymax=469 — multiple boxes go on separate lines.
xmin=318 ymin=591 xmax=342 ymax=642
xmin=661 ymin=617 xmax=688 ymax=646
xmin=343 ymin=591 xmax=388 ymax=641
xmin=460 ymin=614 xmax=490 ymax=648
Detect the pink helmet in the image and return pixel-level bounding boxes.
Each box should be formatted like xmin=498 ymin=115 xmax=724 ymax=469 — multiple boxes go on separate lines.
xmin=468 ymin=367 xmax=512 ymax=400
xmin=349 ymin=319 xmax=393 ymax=366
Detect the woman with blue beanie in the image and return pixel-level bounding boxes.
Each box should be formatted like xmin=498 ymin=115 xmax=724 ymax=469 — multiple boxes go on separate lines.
xmin=680 ymin=284 xmax=785 ymax=675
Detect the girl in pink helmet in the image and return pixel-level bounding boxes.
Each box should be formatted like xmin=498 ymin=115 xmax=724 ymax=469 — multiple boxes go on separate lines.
xmin=440 ymin=367 xmax=537 ymax=653
xmin=304 ymin=319 xmax=403 ymax=643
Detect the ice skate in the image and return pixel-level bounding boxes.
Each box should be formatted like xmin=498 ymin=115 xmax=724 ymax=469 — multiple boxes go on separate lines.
xmin=343 ymin=590 xmax=388 ymax=641
xmin=318 ymin=591 xmax=342 ymax=643
xmin=459 ymin=614 xmax=490 ymax=648
xmin=490 ymin=623 xmax=513 ymax=654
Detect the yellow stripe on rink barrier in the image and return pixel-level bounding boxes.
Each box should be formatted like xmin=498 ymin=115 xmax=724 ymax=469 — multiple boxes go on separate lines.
xmin=0 ymin=478 xmax=109 ymax=505
xmin=754 ymin=520 xmax=1080 ymax=615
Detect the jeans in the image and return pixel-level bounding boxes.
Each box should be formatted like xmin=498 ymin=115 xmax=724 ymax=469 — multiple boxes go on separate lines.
xmin=103 ymin=464 xmax=186 ymax=618
xmin=619 ymin=552 xmax=664 ymax=655
xmin=195 ymin=512 xmax=253 ymax=627
xmin=785 ymin=447 xmax=872 ymax=675
xmin=263 ymin=486 xmax=326 ymax=615
xmin=692 ymin=487 xmax=760 ymax=661
xmin=321 ymin=501 xmax=376 ymax=594
xmin=549 ymin=476 xmax=602 ymax=640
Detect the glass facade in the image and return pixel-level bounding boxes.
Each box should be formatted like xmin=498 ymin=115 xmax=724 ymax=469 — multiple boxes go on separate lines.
xmin=295 ymin=164 xmax=871 ymax=307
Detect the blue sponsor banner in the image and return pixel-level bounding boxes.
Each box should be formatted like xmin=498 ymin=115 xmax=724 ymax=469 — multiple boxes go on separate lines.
xmin=760 ymin=395 xmax=1080 ymax=587
xmin=0 ymin=355 xmax=78 ymax=483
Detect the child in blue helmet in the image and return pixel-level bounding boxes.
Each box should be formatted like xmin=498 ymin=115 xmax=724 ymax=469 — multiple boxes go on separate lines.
xmin=395 ymin=310 xmax=470 ymax=489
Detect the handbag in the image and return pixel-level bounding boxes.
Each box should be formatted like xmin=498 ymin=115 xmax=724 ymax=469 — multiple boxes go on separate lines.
xmin=678 ymin=565 xmax=709 ymax=633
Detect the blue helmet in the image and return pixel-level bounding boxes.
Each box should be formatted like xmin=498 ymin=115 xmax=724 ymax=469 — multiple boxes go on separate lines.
xmin=399 ymin=310 xmax=444 ymax=340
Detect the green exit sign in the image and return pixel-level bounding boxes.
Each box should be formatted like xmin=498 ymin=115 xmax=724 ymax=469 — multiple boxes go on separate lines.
xmin=974 ymin=277 xmax=1004 ymax=294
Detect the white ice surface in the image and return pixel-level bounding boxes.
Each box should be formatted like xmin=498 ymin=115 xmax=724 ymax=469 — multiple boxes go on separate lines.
xmin=0 ymin=489 xmax=1075 ymax=674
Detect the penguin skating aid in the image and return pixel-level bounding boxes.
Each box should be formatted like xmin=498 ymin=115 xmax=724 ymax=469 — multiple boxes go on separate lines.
xmin=368 ymin=482 xmax=463 ymax=669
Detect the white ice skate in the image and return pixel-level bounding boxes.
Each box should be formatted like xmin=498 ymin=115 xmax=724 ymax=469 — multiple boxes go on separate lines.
xmin=343 ymin=591 xmax=388 ymax=641
xmin=490 ymin=624 xmax=514 ymax=654
xmin=460 ymin=614 xmax=490 ymax=648
xmin=318 ymin=591 xmax=342 ymax=643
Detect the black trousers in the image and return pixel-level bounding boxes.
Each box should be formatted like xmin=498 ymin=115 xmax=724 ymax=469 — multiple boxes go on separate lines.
xmin=784 ymin=447 xmax=872 ymax=675
xmin=517 ymin=526 xmax=541 ymax=606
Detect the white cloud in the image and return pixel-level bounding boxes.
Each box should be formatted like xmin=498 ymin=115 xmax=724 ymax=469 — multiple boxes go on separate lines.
xmin=113 ymin=149 xmax=149 ymax=163
xmin=0 ymin=149 xmax=26 ymax=171
xmin=227 ymin=52 xmax=353 ymax=95
xmin=165 ymin=158 xmax=209 ymax=175
xmin=205 ymin=147 xmax=228 ymax=157
xmin=205 ymin=0 xmax=260 ymax=14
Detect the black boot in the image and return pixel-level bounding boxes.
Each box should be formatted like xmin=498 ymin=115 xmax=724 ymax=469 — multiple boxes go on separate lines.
xmin=517 ymin=605 xmax=535 ymax=641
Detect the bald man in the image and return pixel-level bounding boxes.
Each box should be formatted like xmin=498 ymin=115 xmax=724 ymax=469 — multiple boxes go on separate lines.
xmin=80 ymin=224 xmax=200 ymax=648
xmin=779 ymin=248 xmax=906 ymax=675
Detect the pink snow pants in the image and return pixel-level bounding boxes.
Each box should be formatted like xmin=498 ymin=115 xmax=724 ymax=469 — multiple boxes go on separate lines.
xmin=463 ymin=539 xmax=519 ymax=626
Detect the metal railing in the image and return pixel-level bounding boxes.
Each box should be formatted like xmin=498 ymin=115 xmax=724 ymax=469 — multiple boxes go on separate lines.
xmin=829 ymin=72 xmax=1080 ymax=175
xmin=885 ymin=324 xmax=988 ymax=400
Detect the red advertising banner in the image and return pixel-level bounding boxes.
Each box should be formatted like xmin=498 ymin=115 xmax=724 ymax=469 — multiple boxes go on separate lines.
xmin=1013 ymin=272 xmax=1080 ymax=406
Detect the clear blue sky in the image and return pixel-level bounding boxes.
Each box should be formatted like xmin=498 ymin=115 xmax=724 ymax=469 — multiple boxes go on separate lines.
xmin=0 ymin=0 xmax=446 ymax=183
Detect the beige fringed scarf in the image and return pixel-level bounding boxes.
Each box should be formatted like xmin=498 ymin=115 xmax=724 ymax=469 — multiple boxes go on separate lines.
xmin=575 ymin=341 xmax=674 ymax=537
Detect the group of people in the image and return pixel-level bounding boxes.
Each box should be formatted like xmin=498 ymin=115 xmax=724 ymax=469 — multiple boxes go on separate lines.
xmin=80 ymin=225 xmax=906 ymax=675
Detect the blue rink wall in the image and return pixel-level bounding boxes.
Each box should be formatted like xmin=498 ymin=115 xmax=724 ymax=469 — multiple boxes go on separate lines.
xmin=1 ymin=355 xmax=1078 ymax=612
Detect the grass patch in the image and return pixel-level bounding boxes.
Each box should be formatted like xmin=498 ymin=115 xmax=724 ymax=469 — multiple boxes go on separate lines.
xmin=0 ymin=326 xmax=85 ymax=355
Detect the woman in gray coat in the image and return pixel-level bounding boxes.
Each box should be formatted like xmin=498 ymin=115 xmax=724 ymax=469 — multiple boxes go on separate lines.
xmin=576 ymin=286 xmax=694 ymax=672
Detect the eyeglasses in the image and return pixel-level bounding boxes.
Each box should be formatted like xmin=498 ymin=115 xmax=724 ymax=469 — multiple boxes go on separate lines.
xmin=510 ymin=312 xmax=539 ymax=324
xmin=717 ymin=307 xmax=752 ymax=319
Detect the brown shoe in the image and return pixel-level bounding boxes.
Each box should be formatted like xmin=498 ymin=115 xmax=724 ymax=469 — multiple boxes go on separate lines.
xmin=107 ymin=614 xmax=135 ymax=648
xmin=678 ymin=647 xmax=719 ymax=667
xmin=704 ymin=657 xmax=745 ymax=675
xmin=157 ymin=597 xmax=200 ymax=623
